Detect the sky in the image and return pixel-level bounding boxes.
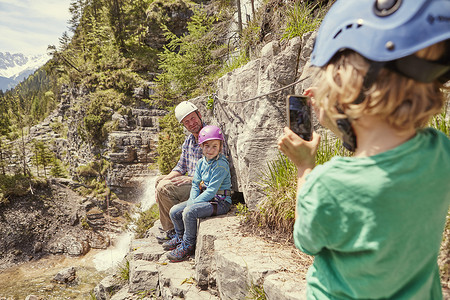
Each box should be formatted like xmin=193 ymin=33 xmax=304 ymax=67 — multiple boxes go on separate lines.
xmin=0 ymin=0 xmax=72 ymax=55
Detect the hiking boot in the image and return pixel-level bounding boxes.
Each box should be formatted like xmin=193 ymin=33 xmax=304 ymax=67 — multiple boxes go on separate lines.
xmin=156 ymin=229 xmax=176 ymax=244
xmin=166 ymin=242 xmax=194 ymax=262
xmin=162 ymin=234 xmax=183 ymax=251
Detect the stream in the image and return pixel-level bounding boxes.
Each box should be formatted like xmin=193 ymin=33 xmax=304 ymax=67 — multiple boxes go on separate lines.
xmin=0 ymin=176 xmax=157 ymax=299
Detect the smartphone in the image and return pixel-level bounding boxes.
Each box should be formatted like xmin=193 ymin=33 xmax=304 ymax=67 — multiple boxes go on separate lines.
xmin=286 ymin=95 xmax=313 ymax=141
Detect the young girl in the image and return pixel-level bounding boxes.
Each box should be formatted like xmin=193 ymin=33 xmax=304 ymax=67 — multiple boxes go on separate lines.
xmin=279 ymin=0 xmax=450 ymax=299
xmin=163 ymin=125 xmax=232 ymax=262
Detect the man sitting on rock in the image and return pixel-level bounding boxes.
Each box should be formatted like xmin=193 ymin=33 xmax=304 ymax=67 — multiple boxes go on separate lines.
xmin=155 ymin=101 xmax=227 ymax=243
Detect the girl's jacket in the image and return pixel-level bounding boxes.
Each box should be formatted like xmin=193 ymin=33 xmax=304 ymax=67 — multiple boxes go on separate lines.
xmin=187 ymin=153 xmax=231 ymax=205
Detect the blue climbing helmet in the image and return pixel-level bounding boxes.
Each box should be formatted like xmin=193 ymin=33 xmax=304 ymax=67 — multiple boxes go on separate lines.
xmin=311 ymin=0 xmax=450 ymax=83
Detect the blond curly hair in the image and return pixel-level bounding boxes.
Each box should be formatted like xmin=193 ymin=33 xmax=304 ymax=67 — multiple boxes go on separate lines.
xmin=312 ymin=42 xmax=447 ymax=131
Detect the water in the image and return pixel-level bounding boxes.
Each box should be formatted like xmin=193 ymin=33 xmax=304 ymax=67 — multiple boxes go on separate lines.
xmin=0 ymin=175 xmax=158 ymax=299
xmin=0 ymin=251 xmax=106 ymax=299
xmin=139 ymin=175 xmax=157 ymax=212
xmin=92 ymin=175 xmax=157 ymax=272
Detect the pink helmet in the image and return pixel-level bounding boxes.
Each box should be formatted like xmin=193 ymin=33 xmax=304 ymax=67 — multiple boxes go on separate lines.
xmin=198 ymin=125 xmax=225 ymax=145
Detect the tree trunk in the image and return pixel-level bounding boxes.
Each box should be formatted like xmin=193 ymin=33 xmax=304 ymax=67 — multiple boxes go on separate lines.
xmin=237 ymin=0 xmax=243 ymax=37
xmin=251 ymin=0 xmax=255 ymax=17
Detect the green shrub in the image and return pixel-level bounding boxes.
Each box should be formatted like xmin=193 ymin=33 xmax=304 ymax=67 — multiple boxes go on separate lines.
xmin=152 ymin=6 xmax=222 ymax=104
xmin=156 ymin=111 xmax=185 ymax=174
xmin=132 ymin=204 xmax=160 ymax=239
xmin=256 ymin=152 xmax=297 ymax=239
xmin=81 ymin=217 xmax=91 ymax=229
xmin=50 ymin=121 xmax=68 ymax=138
xmin=77 ymin=163 xmax=100 ymax=178
xmin=50 ymin=158 xmax=68 ymax=178
xmin=82 ymin=89 xmax=126 ymax=145
xmin=0 ymin=174 xmax=46 ymax=204
xmin=216 ymin=51 xmax=250 ymax=78
xmin=246 ymin=282 xmax=267 ymax=300
xmin=235 ymin=202 xmax=250 ymax=220
xmin=246 ymin=133 xmax=351 ymax=241
xmin=118 ymin=259 xmax=130 ymax=282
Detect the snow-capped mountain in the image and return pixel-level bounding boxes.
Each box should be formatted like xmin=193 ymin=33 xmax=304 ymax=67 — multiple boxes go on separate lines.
xmin=0 ymin=52 xmax=50 ymax=91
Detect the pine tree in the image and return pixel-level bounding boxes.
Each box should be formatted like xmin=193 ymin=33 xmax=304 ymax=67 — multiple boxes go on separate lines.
xmin=50 ymin=159 xmax=67 ymax=178
xmin=31 ymin=139 xmax=56 ymax=178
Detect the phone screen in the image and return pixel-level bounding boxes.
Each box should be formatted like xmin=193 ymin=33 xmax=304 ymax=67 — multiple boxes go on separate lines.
xmin=286 ymin=95 xmax=313 ymax=141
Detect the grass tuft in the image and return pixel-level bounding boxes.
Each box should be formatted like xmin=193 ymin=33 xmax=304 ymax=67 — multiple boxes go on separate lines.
xmin=282 ymin=1 xmax=327 ymax=41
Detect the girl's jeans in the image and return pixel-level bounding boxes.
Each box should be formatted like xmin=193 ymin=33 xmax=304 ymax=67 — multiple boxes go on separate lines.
xmin=169 ymin=199 xmax=231 ymax=247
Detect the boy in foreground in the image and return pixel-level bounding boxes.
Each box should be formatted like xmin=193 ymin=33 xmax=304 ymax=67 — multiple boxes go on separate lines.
xmin=278 ymin=0 xmax=450 ymax=298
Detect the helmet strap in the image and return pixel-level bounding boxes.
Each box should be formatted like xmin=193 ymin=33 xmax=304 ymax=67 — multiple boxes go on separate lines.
xmin=195 ymin=111 xmax=202 ymax=120
xmin=336 ymin=61 xmax=384 ymax=151
xmin=387 ymin=54 xmax=450 ymax=83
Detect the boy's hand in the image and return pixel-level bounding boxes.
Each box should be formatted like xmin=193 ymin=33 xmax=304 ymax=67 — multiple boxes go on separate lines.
xmin=303 ymin=87 xmax=315 ymax=98
xmin=278 ymin=127 xmax=320 ymax=172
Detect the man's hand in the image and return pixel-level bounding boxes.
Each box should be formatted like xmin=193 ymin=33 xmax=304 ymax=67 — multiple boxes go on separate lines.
xmin=170 ymin=176 xmax=193 ymax=186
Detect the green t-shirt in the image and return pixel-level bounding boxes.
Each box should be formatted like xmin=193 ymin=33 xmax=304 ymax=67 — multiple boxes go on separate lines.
xmin=294 ymin=128 xmax=450 ymax=299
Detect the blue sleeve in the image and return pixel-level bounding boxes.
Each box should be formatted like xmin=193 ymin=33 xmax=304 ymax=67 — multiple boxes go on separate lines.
xmin=187 ymin=160 xmax=203 ymax=205
xmin=172 ymin=139 xmax=188 ymax=175
xmin=190 ymin=162 xmax=229 ymax=204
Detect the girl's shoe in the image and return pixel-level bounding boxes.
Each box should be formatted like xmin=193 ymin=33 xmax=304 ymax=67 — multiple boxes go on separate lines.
xmin=162 ymin=235 xmax=183 ymax=251
xmin=166 ymin=242 xmax=194 ymax=262
xmin=156 ymin=229 xmax=176 ymax=244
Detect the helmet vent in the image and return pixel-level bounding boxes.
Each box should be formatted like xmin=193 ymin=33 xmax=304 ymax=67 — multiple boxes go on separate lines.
xmin=333 ymin=29 xmax=342 ymax=39
xmin=334 ymin=22 xmax=363 ymax=40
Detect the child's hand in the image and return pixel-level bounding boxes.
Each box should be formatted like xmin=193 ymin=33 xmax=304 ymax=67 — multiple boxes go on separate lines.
xmin=303 ymin=87 xmax=315 ymax=98
xmin=278 ymin=127 xmax=320 ymax=171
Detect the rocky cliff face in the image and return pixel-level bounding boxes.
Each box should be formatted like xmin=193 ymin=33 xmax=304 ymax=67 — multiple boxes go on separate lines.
xmin=27 ymin=83 xmax=164 ymax=202
xmin=195 ymin=32 xmax=316 ymax=209
xmin=106 ymin=106 xmax=165 ymax=201
xmin=0 ymin=83 xmax=165 ymax=267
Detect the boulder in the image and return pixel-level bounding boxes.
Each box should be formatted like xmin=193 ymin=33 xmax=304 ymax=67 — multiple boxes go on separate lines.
xmin=52 ymin=266 xmax=76 ymax=284
xmin=47 ymin=235 xmax=90 ymax=256
xmin=93 ymin=275 xmax=122 ymax=300
xmin=128 ymin=259 xmax=159 ymax=293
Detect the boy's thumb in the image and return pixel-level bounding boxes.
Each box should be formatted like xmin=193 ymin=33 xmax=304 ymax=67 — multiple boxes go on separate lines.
xmin=312 ymin=131 xmax=321 ymax=143
xmin=311 ymin=132 xmax=321 ymax=150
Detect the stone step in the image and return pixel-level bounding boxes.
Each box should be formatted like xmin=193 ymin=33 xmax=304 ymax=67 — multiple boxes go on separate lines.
xmin=129 ymin=238 xmax=165 ymax=262
xmin=86 ymin=208 xmax=104 ymax=220
xmin=158 ymin=259 xmax=197 ymax=299
xmin=96 ymin=215 xmax=310 ymax=299
xmin=128 ymin=259 xmax=159 ymax=293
